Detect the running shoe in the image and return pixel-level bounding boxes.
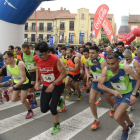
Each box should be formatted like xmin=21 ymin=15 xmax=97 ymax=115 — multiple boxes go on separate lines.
xmin=110 ymin=110 xmax=115 ymax=117
xmin=77 ymin=96 xmax=82 ymax=101
xmin=26 ymin=110 xmax=33 ymax=119
xmin=36 ymin=92 xmax=40 ymax=97
xmin=86 ymin=89 xmax=90 ymax=93
xmin=59 ymin=97 xmax=64 ymax=110
xmin=121 ymin=127 xmax=131 ymax=140
xmin=3 ymin=90 xmax=9 ymax=102
xmin=66 ymin=92 xmax=74 ymax=99
xmin=0 ymin=98 xmax=4 ymax=105
xmin=126 ymin=105 xmax=133 ymax=112
xmin=82 ymin=85 xmax=86 ymax=90
xmin=30 ymin=102 xmax=38 ymax=109
xmin=91 ymin=120 xmax=101 ymax=129
xmin=95 ymin=99 xmax=102 ymax=105
xmin=51 ymin=123 xmax=60 ymax=134
xmin=128 ymin=122 xmax=135 ymax=132
xmin=59 ymin=105 xmax=67 ymax=113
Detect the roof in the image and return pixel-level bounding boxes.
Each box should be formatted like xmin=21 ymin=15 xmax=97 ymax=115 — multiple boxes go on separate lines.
xmin=28 ymin=9 xmax=71 ymax=20
xmin=28 ymin=9 xmax=113 ymax=20
xmin=128 ymin=15 xmax=140 ymax=23
xmin=89 ymin=14 xmax=113 ymax=19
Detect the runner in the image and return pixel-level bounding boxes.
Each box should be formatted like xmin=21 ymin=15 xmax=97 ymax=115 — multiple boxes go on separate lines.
xmin=134 ymin=49 xmax=140 ymax=63
xmin=21 ymin=44 xmax=38 ymax=109
xmin=81 ymin=48 xmax=89 ymax=91
xmin=15 ymin=46 xmax=22 ymax=60
xmin=120 ymin=50 xmax=140 ymax=111
xmin=34 ymin=41 xmax=67 ymax=134
xmin=98 ymin=52 xmax=140 ymax=140
xmin=65 ymin=48 xmax=82 ymax=101
xmin=3 ymin=51 xmax=33 ymax=119
xmin=85 ymin=45 xmax=115 ymax=130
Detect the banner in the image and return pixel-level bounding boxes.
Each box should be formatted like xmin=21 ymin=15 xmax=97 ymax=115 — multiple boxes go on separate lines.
xmin=102 ymin=18 xmax=115 ymax=44
xmin=92 ymin=4 xmax=109 ymax=44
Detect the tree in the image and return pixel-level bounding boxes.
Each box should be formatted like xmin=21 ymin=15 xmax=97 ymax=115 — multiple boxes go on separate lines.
xmin=132 ymin=40 xmax=140 ymax=47
xmin=99 ymin=37 xmax=110 ymax=45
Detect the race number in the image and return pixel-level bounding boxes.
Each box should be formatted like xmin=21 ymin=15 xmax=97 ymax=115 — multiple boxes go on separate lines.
xmin=41 ymin=73 xmax=55 ymax=83
xmin=111 ymin=82 xmax=126 ymax=90
xmin=93 ymin=73 xmax=101 ymax=79
xmin=13 ymin=76 xmax=22 ymax=81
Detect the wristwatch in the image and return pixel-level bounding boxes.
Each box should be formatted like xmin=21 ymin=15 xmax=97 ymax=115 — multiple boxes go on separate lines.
xmin=132 ymin=92 xmax=136 ymax=96
xmin=52 ymin=82 xmax=56 ymax=87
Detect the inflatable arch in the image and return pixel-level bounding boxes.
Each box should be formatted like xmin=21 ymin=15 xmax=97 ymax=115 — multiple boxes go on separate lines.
xmin=0 ymin=0 xmax=52 ymax=53
xmin=121 ymin=28 xmax=140 ymax=45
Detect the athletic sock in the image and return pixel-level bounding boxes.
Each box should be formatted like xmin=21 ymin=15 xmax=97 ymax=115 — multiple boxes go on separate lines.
xmin=98 ymin=97 xmax=101 ymax=100
xmin=95 ymin=117 xmax=99 ymax=122
xmin=28 ymin=109 xmax=32 ymax=112
xmin=123 ymin=127 xmax=128 ymax=131
xmin=128 ymin=122 xmax=132 ymax=127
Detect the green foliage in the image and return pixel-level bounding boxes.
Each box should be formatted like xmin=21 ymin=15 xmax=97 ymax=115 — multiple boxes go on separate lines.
xmin=99 ymin=37 xmax=110 ymax=45
xmin=132 ymin=41 xmax=140 ymax=47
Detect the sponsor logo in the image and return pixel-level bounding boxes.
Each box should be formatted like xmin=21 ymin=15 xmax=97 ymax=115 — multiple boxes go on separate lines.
xmin=126 ymin=98 xmax=130 ymax=101
xmin=38 ymin=67 xmax=53 ymax=73
xmin=4 ymin=0 xmax=17 ymax=9
xmin=119 ymin=76 xmax=124 ymax=80
xmin=102 ymin=20 xmax=112 ymax=35
xmin=126 ymin=33 xmax=134 ymax=41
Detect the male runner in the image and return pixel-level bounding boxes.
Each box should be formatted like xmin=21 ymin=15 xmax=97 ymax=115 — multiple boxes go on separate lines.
xmin=3 ymin=51 xmax=33 ymax=119
xmin=85 ymin=45 xmax=115 ymax=130
xmin=34 ymin=42 xmax=67 ymax=134
xmin=98 ymin=53 xmax=140 ymax=140
xmin=21 ymin=44 xmax=38 ymax=109
xmin=120 ymin=50 xmax=140 ymax=111
xmin=65 ymin=48 xmax=82 ymax=101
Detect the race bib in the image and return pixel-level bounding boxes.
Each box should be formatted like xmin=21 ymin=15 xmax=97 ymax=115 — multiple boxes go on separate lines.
xmin=13 ymin=76 xmax=22 ymax=81
xmin=111 ymin=82 xmax=126 ymax=90
xmin=41 ymin=73 xmax=55 ymax=83
xmin=93 ymin=73 xmax=101 ymax=79
xmin=27 ymin=63 xmax=35 ymax=69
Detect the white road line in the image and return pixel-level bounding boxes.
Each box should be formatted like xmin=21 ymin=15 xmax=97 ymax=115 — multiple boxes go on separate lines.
xmin=106 ymin=114 xmax=140 ymax=140
xmin=0 ymin=100 xmax=74 ymax=134
xmin=30 ymin=107 xmax=109 ymax=140
xmin=0 ymin=97 xmax=40 ymax=111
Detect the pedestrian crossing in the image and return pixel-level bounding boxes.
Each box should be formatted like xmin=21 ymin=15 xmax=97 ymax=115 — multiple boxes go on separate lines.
xmin=0 ymin=93 xmax=140 ymax=140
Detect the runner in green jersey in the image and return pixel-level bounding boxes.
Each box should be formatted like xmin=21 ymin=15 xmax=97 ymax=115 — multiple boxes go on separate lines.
xmin=85 ymin=45 xmax=115 ymax=130
xmin=3 ymin=51 xmax=33 ymax=119
xmin=22 ymin=44 xmax=38 ymax=109
xmin=98 ymin=53 xmax=140 ymax=140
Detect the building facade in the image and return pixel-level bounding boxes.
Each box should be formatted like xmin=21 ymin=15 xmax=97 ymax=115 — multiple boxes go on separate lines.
xmin=24 ymin=7 xmax=117 ymax=45
xmin=128 ymin=15 xmax=140 ymax=43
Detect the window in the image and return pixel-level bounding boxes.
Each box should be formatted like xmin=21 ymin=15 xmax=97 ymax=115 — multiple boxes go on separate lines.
xmin=91 ymin=21 xmax=93 ymax=31
xmin=59 ymin=32 xmax=64 ymax=43
xmin=32 ymin=23 xmax=36 ymax=31
xmin=39 ymin=34 xmax=43 ymax=41
xmin=39 ymin=23 xmax=44 ymax=31
xmin=101 ymin=34 xmax=106 ymax=38
xmin=101 ymin=27 xmax=104 ymax=31
xmin=79 ymin=33 xmax=84 ymax=44
xmin=131 ymin=25 xmax=138 ymax=30
xmin=31 ymin=34 xmax=35 ymax=42
xmin=69 ymin=33 xmax=74 ymax=43
xmin=24 ymin=34 xmax=28 ymax=42
xmin=47 ymin=34 xmax=51 ymax=42
xmin=60 ymin=21 xmax=65 ymax=30
xmin=25 ymin=23 xmax=28 ymax=30
xmin=69 ymin=21 xmax=74 ymax=31
xmin=47 ymin=23 xmax=52 ymax=31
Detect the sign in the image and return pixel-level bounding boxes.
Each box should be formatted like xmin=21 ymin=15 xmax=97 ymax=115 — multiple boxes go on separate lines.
xmin=49 ymin=36 xmax=53 ymax=46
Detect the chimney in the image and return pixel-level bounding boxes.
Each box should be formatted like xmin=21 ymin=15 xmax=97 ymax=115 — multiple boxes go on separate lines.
xmin=64 ymin=8 xmax=66 ymax=10
xmin=60 ymin=7 xmax=63 ymax=11
xmin=48 ymin=8 xmax=50 ymax=13
xmin=40 ymin=8 xmax=45 ymax=12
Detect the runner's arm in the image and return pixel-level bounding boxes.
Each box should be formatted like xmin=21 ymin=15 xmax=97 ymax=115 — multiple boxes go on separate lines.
xmin=54 ymin=58 xmax=67 ymax=85
xmin=124 ymin=65 xmax=140 ymax=93
xmin=69 ymin=57 xmax=79 ymax=72
xmin=36 ymin=67 xmax=41 ymax=83
xmin=28 ymin=66 xmax=37 ymax=71
xmin=133 ymin=60 xmax=140 ymax=76
xmin=14 ymin=61 xmax=27 ymax=88
xmin=119 ymin=60 xmax=125 ymax=64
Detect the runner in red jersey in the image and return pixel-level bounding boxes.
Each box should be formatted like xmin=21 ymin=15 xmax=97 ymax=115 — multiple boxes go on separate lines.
xmin=34 ymin=42 xmax=67 ymax=134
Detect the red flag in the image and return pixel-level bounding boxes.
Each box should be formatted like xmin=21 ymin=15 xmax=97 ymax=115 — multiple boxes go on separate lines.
xmin=35 ymin=10 xmax=38 ymax=43
xmin=102 ymin=18 xmax=115 ymax=44
xmin=92 ymin=4 xmax=109 ymax=44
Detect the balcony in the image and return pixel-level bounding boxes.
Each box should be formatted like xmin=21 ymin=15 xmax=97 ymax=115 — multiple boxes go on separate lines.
xmin=45 ymin=27 xmax=52 ymax=32
xmin=60 ymin=27 xmax=65 ymax=31
xmin=29 ymin=27 xmax=36 ymax=32
xmin=59 ymin=39 xmax=64 ymax=43
xmin=25 ymin=27 xmax=29 ymax=32
xmin=69 ymin=28 xmax=74 ymax=31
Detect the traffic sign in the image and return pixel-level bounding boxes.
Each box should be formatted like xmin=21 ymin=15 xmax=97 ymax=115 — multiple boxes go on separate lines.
xmin=49 ymin=36 xmax=53 ymax=45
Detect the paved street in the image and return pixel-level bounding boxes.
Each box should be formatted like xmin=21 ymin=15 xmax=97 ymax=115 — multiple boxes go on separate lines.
xmin=0 ymin=84 xmax=140 ymax=140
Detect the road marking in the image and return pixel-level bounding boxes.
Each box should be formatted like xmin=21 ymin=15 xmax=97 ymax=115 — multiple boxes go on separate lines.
xmin=106 ymin=114 xmax=140 ymax=140
xmin=0 ymin=97 xmax=40 ymax=111
xmin=30 ymin=107 xmax=109 ymax=140
xmin=0 ymin=100 xmax=74 ymax=134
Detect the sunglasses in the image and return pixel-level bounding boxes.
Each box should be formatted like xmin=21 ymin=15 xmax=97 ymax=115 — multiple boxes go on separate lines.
xmin=23 ymin=50 xmax=29 ymax=53
xmin=35 ymin=51 xmax=45 ymax=56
